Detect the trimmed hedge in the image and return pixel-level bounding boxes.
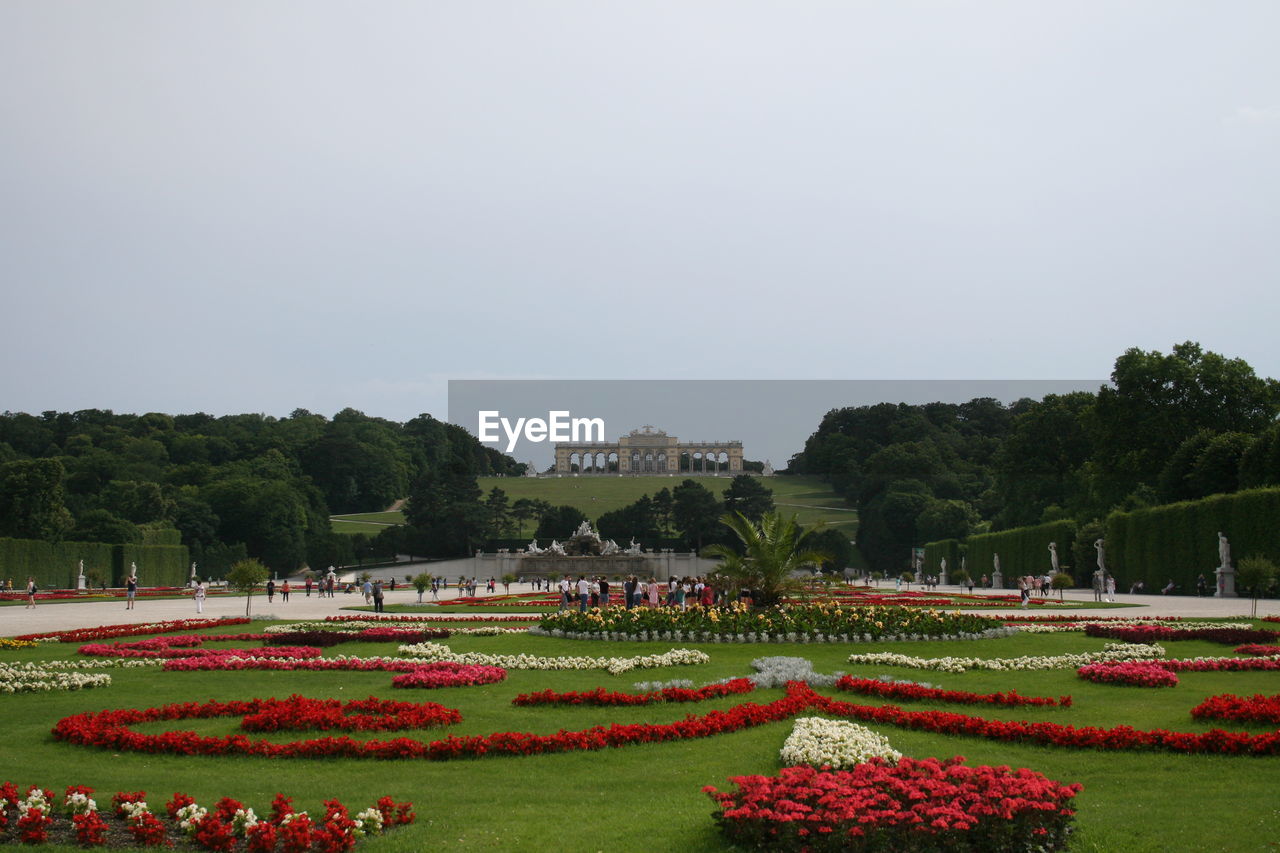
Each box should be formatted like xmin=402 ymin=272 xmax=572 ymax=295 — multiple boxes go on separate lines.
xmin=1106 ymin=487 xmax=1280 ymax=596
xmin=922 ymin=538 xmax=963 ymax=581
xmin=0 ymin=537 xmax=190 ymax=590
xmin=961 ymin=521 xmax=1076 ymax=590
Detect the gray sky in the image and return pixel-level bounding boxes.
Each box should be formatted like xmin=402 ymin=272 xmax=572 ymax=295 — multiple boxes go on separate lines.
xmin=2 ymin=1 xmax=1277 ymax=425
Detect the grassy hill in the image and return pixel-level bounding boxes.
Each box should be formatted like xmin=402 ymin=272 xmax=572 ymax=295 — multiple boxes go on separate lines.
xmin=332 ymin=474 xmax=858 ymax=538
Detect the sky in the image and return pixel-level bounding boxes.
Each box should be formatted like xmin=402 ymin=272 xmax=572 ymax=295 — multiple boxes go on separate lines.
xmin=2 ymin=1 xmax=1277 ymax=431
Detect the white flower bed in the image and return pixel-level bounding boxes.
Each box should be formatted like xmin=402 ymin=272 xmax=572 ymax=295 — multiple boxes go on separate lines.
xmin=263 ymin=620 xmax=524 ymax=636
xmin=780 ymin=718 xmax=901 ymax=769
xmin=397 ymin=642 xmax=710 ymax=674
xmin=846 ymin=642 xmax=1167 ymax=673
xmin=0 ymin=663 xmax=113 ymax=693
xmin=1014 ymin=621 xmax=1254 ymax=634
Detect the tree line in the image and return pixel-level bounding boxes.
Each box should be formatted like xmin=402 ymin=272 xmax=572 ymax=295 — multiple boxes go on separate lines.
xmin=0 ymin=408 xmax=519 ymax=574
xmin=788 ymin=342 xmax=1280 ymax=573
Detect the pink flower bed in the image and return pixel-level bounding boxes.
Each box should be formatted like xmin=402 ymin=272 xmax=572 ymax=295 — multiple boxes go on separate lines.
xmin=1077 ymin=661 xmax=1179 ymax=687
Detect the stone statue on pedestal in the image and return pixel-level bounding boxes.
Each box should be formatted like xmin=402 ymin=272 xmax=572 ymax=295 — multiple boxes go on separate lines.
xmin=1094 ymin=539 xmax=1106 ymax=572
xmin=1049 ymin=542 xmax=1059 ymax=573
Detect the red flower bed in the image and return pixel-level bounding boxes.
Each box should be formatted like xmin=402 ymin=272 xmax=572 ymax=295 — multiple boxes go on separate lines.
xmin=1191 ymin=693 xmax=1280 ymax=725
xmin=705 ymin=758 xmax=1082 ymax=852
xmin=1235 ymin=645 xmax=1280 ymax=657
xmin=388 ymin=663 xmax=507 ymax=689
xmin=1157 ymin=657 xmax=1280 ymax=673
xmin=239 ymin=695 xmax=461 ymax=733
xmin=835 ymin=676 xmax=1071 ymax=707
xmin=80 ymin=640 xmax=322 ymax=660
xmin=53 ymin=680 xmax=1280 ymax=761
xmin=16 ymin=618 xmax=252 ymax=643
xmin=1077 ymin=661 xmax=1179 ymax=687
xmin=1083 ymin=624 xmax=1280 ymax=644
xmin=511 ymin=679 xmax=756 ymax=707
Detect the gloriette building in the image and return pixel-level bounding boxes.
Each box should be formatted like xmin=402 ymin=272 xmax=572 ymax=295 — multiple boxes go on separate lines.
xmin=554 ymin=425 xmax=744 ymax=475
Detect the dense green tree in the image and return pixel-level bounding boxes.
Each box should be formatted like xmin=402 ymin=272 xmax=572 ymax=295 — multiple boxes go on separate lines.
xmin=0 ymin=458 xmax=73 ymax=540
xmin=915 ymin=498 xmax=979 ymax=544
xmin=405 ymin=465 xmax=488 ymax=556
xmin=805 ymin=527 xmax=853 ymax=573
xmin=1239 ymin=422 xmax=1280 ymax=488
xmin=1185 ymin=432 xmax=1254 ymax=499
xmin=64 ymin=509 xmax=141 ymax=544
xmin=533 ymin=504 xmax=588 ymax=541
xmin=100 ymin=479 xmax=171 ymax=524
xmin=483 ymin=487 xmax=512 ymax=537
xmin=1156 ymin=430 xmax=1217 ymax=503
xmin=652 ymin=487 xmax=675 ymax=533
xmin=596 ymin=495 xmax=660 ymax=543
xmin=722 ymin=475 xmax=775 ymax=522
xmin=993 ymin=392 xmax=1095 ymax=526
xmin=672 ymin=479 xmax=722 ymax=551
xmin=855 ymin=481 xmax=930 ymax=573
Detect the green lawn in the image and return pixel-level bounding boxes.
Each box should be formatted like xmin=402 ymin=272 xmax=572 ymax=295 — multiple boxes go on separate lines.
xmin=4 ymin=619 xmax=1279 ymax=851
xmin=333 ymin=475 xmax=857 ymax=539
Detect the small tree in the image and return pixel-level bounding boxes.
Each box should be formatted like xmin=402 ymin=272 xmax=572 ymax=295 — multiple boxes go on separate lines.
xmin=1051 ymin=572 xmax=1074 ymax=601
xmin=951 ymin=568 xmax=970 ymax=590
xmin=411 ymin=572 xmax=432 ymax=604
xmin=870 ymin=571 xmax=883 ymax=587
xmin=501 ymin=573 xmax=516 ymax=594
xmin=227 ymin=558 xmax=269 ymax=617
xmin=900 ymin=571 xmax=915 ymax=590
xmin=1236 ymin=555 xmax=1278 ymax=618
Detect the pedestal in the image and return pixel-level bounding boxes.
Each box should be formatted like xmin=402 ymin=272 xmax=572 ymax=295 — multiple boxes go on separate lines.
xmin=1215 ymin=565 xmax=1237 ymax=598
xmin=77 ymin=575 xmax=86 ymax=590
xmin=991 ymin=569 xmax=1003 ymax=589
xmin=939 ymin=569 xmax=948 ymax=586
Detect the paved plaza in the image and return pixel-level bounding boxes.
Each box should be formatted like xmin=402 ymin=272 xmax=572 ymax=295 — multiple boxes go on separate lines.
xmin=3 ymin=583 xmax=1275 ymax=637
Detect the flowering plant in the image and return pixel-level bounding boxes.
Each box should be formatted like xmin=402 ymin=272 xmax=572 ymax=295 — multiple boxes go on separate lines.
xmin=778 ymin=717 xmax=902 ymax=768
xmin=1190 ymin=693 xmax=1280 ymax=724
xmin=513 ymin=678 xmax=755 ymax=707
xmin=706 ymin=757 xmax=1081 ymax=851
xmin=1077 ymin=661 xmax=1179 ymax=687
xmin=835 ymin=675 xmax=1070 ymax=707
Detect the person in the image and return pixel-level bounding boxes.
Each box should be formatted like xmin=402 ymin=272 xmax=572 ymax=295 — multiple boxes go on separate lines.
xmin=126 ymin=574 xmax=138 ymax=610
xmin=599 ymin=577 xmax=610 ymax=608
xmin=623 ymin=576 xmax=635 ymax=609
xmin=674 ymin=578 xmax=687 ymax=610
xmin=1018 ymin=575 xmax=1029 ymax=608
xmin=648 ymin=579 xmax=660 ymax=607
xmin=589 ymin=577 xmax=600 ymax=609
xmin=1162 ymin=579 xmax=1176 ymax=595
xmin=980 ymin=574 xmax=988 ymax=589
xmin=305 ymin=576 xmax=313 ymax=597
xmin=1196 ymin=574 xmax=1207 ymax=597
xmin=362 ymin=579 xmax=373 ymax=604
xmin=280 ymin=580 xmax=290 ymax=602
xmin=25 ymin=576 xmax=37 ymax=609
xmin=431 ymin=577 xmax=440 ymax=600
xmin=1105 ymin=574 xmax=1116 ymax=602
xmin=1091 ymin=570 xmax=1104 ymax=603
xmin=194 ymin=579 xmax=207 ymax=614
xmin=372 ymin=580 xmax=384 ymax=613
xmin=266 ymin=579 xmax=276 ymax=603
xmin=700 ymin=580 xmax=714 ymax=608
xmin=576 ymin=575 xmax=589 ymax=612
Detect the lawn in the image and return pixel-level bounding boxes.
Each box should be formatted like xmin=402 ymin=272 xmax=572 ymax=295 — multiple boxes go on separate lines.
xmin=331 ymin=474 xmax=859 ymax=540
xmin=3 ymin=614 xmax=1279 ymax=851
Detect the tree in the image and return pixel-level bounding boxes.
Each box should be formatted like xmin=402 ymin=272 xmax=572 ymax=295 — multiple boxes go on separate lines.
xmin=227 ymin=558 xmax=269 ymax=617
xmin=652 ymin=487 xmax=674 ymax=533
xmin=501 ymin=573 xmax=516 ymax=593
xmin=412 ymin=572 xmax=432 ymax=603
xmin=596 ymin=496 xmax=660 ymax=544
xmin=484 ymin=487 xmax=512 ymax=537
xmin=993 ymin=392 xmax=1095 ymax=526
xmin=0 ymin=458 xmax=74 ymax=540
xmin=672 ymin=479 xmax=722 ymax=551
xmin=1235 ymin=555 xmax=1277 ymax=618
xmin=915 ymin=498 xmax=978 ymax=543
xmin=534 ymin=505 xmax=588 ymax=541
xmin=64 ymin=509 xmax=141 ymax=544
xmin=404 ymin=465 xmax=488 ymax=557
xmin=805 ymin=527 xmax=854 ymax=573
xmin=722 ymin=475 xmax=774 ymax=522
xmin=1185 ymin=432 xmax=1254 ymax=498
xmin=703 ymin=512 xmax=831 ymax=607
xmin=99 ymin=479 xmax=171 ymax=524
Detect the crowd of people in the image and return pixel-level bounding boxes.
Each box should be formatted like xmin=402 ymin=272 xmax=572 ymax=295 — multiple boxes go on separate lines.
xmin=554 ymin=574 xmax=732 ymax=612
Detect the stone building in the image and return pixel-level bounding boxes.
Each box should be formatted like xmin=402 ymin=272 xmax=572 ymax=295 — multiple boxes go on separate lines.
xmin=554 ymin=425 xmax=743 ymax=475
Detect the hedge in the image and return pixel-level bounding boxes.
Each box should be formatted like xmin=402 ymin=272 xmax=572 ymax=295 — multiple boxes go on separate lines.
xmin=961 ymin=521 xmax=1076 ymax=590
xmin=0 ymin=538 xmax=190 ymax=590
xmin=921 ymin=538 xmax=963 ymax=581
xmin=1105 ymin=487 xmax=1280 ymax=596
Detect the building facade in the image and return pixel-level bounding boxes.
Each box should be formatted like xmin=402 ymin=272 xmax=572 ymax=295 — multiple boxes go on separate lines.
xmin=554 ymin=425 xmax=743 ymax=475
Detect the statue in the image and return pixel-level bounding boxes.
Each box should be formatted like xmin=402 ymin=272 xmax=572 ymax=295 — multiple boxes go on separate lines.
xmin=547 ymin=540 xmax=566 ymax=556
xmin=1049 ymin=542 xmax=1059 ymax=573
xmin=526 ymin=540 xmax=543 ymax=555
xmin=1094 ymin=539 xmax=1105 ymax=572
xmin=525 ymin=461 xmax=538 ymax=478
xmin=601 ymin=539 xmax=620 ymax=556
xmin=1218 ymin=532 xmax=1231 ymax=568
xmin=190 ymin=561 xmax=197 ymax=579
xmin=130 ymin=561 xmax=138 ymax=578
xmin=574 ymin=520 xmax=596 ymax=539
xmin=77 ymin=559 xmax=86 ymax=590
xmin=939 ymin=557 xmax=946 ymax=573
xmin=626 ymin=538 xmax=642 ymax=555
xmin=993 ymin=553 xmax=1000 ymax=573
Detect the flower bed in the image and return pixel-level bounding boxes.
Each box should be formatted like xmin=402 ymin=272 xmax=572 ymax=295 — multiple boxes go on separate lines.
xmin=397 ymin=642 xmax=710 ymax=675
xmin=1235 ymin=645 xmax=1280 ymax=657
xmin=705 ymin=758 xmax=1081 ymax=851
xmin=388 ymin=663 xmax=507 ymax=689
xmin=536 ymin=603 xmax=1007 ymax=643
xmin=16 ymin=618 xmax=252 ymax=644
xmin=0 ymin=783 xmax=412 ymax=850
xmin=79 ymin=641 xmax=322 ymax=660
xmin=1190 ymin=693 xmax=1280 ymax=725
xmin=238 ymin=695 xmax=462 ymax=732
xmin=512 ymin=678 xmax=755 ymax=707
xmin=0 ymin=639 xmax=37 ymax=650
xmin=846 ymin=642 xmax=1166 ymax=673
xmin=777 ymin=717 xmax=901 ymax=769
xmin=1 ymin=663 xmax=113 ymax=694
xmin=835 ymin=675 xmax=1070 ymax=707
xmin=1077 ymin=661 xmax=1179 ymax=687
xmin=1083 ymin=624 xmax=1279 ymax=645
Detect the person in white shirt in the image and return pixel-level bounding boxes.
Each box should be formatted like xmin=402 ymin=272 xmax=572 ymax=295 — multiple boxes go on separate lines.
xmin=576 ymin=575 xmax=590 ymax=611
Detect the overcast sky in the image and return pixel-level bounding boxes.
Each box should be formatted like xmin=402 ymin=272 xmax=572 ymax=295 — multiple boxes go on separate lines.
xmin=2 ymin=1 xmax=1277 ymax=426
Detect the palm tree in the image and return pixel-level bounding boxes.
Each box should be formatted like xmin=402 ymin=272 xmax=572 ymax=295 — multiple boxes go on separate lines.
xmin=703 ymin=512 xmax=831 ymax=607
